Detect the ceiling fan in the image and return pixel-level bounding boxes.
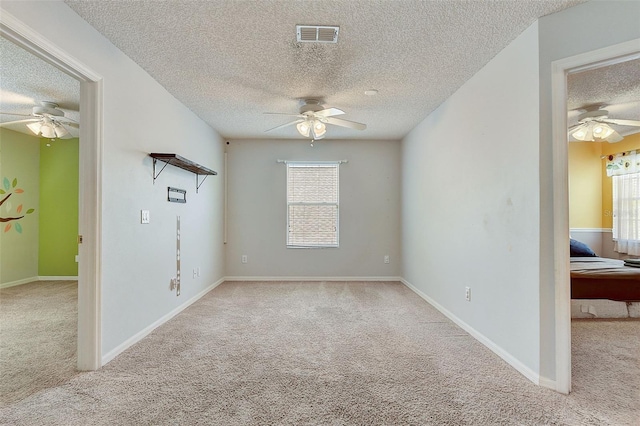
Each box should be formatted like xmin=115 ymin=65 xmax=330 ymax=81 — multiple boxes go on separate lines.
xmin=0 ymin=101 xmax=79 ymax=139
xmin=264 ymin=99 xmax=366 ymax=139
xmin=568 ymin=105 xmax=640 ymax=143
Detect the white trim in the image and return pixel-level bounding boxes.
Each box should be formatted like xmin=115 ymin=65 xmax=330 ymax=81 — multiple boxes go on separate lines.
xmin=1 ymin=8 xmax=104 ymax=371
xmin=102 ymin=278 xmax=225 ymax=365
xmin=224 ymin=276 xmax=402 ymax=282
xmin=38 ymin=276 xmax=79 ymax=281
xmin=401 ymin=278 xmax=541 ymax=385
xmin=0 ymin=277 xmax=39 ymax=289
xmin=569 ymin=228 xmax=612 ymax=233
xmin=551 ymin=38 xmax=640 ymax=395
xmin=539 ymin=377 xmax=557 ymax=390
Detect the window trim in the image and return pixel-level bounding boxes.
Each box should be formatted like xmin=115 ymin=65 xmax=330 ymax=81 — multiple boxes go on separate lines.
xmin=286 ymin=161 xmax=340 ymax=249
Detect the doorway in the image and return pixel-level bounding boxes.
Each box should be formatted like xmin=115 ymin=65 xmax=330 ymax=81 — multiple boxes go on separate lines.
xmin=0 ymin=11 xmax=103 ymax=371
xmin=551 ymin=39 xmax=640 ymax=393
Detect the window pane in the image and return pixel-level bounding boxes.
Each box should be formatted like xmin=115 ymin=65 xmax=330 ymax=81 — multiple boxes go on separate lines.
xmin=288 ymin=204 xmax=338 ymax=246
xmin=286 ymin=163 xmax=339 ymax=247
xmin=288 ymin=165 xmax=338 ymax=203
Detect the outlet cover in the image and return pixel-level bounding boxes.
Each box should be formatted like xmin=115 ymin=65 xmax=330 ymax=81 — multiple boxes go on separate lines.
xmin=384 ymin=255 xmax=390 ymax=264
xmin=241 ymin=255 xmax=248 ymax=264
xmin=141 ymin=210 xmax=150 ymax=224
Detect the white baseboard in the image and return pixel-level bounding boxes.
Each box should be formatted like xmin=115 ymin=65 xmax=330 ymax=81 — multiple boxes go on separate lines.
xmin=400 ymin=278 xmax=542 ymax=386
xmin=102 ymin=277 xmax=225 ymax=366
xmin=539 ymin=376 xmax=557 ymax=390
xmin=0 ymin=276 xmax=39 ymax=289
xmin=38 ymin=276 xmax=79 ymax=281
xmin=224 ymin=276 xmax=402 ymax=282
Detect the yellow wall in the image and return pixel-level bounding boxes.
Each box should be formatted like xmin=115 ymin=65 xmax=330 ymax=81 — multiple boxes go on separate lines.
xmin=601 ymin=133 xmax=640 ymax=228
xmin=568 ymin=141 xmax=603 ymax=228
xmin=568 ymin=133 xmax=640 ymax=229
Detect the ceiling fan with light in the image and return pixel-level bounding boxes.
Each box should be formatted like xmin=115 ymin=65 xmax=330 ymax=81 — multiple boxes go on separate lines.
xmin=568 ymin=105 xmax=640 ymax=143
xmin=0 ymin=101 xmax=79 ymax=139
xmin=264 ymin=99 xmax=366 ymax=139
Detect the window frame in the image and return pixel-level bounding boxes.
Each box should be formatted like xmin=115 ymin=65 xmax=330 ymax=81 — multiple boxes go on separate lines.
xmin=285 ymin=161 xmax=340 ymax=249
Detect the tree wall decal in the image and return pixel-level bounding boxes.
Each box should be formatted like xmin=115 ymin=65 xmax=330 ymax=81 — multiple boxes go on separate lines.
xmin=1 ymin=177 xmax=35 ymax=233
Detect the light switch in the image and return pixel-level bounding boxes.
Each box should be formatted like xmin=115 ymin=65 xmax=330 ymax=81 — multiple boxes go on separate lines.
xmin=141 ymin=210 xmax=150 ymax=224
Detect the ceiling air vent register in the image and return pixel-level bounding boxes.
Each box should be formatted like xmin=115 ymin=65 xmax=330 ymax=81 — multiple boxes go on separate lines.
xmin=296 ymin=25 xmax=339 ymax=43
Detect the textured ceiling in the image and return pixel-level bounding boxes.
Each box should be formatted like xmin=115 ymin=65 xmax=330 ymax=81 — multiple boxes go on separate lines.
xmin=2 ymin=0 xmax=638 ymax=142
xmin=567 ymin=58 xmax=640 ymax=137
xmin=0 ymin=36 xmax=80 ymax=134
xmin=60 ymin=0 xmax=584 ymax=140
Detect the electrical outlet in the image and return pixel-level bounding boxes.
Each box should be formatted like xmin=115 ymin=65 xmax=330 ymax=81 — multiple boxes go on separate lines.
xmin=384 ymin=255 xmax=390 ymax=264
xmin=193 ymin=268 xmax=197 ymax=279
xmin=465 ymin=287 xmax=471 ymax=302
xmin=241 ymin=255 xmax=248 ymax=264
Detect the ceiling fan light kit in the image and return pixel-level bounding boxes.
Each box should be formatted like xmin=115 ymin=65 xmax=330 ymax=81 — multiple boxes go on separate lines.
xmin=265 ymin=99 xmax=366 ymax=140
xmin=568 ymin=106 xmax=639 ymax=143
xmin=0 ymin=101 xmax=78 ymax=140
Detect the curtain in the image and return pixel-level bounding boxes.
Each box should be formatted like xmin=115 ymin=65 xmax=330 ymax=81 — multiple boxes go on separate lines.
xmin=606 ymin=150 xmax=639 ymax=176
xmin=612 ymin=172 xmax=640 ymax=256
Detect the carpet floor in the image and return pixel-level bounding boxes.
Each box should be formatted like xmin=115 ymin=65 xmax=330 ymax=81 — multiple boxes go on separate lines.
xmin=0 ymin=281 xmax=638 ymax=425
xmin=0 ymin=281 xmax=78 ymax=406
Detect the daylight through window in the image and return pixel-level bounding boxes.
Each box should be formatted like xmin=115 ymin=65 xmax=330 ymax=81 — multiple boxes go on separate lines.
xmin=286 ymin=162 xmax=339 ymax=248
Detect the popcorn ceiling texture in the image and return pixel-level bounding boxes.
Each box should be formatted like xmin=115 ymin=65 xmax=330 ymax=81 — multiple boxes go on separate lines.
xmin=567 ymin=58 xmax=640 ymax=135
xmin=5 ymin=1 xmax=636 ymax=140
xmin=59 ymin=0 xmax=585 ymax=140
xmin=0 ymin=37 xmax=80 ymax=131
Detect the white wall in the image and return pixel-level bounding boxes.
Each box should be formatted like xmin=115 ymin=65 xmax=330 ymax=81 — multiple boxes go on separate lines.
xmin=402 ymin=23 xmax=541 ymax=378
xmin=537 ymin=0 xmax=640 ymax=381
xmin=2 ymin=2 xmax=226 ymax=357
xmin=226 ymin=139 xmax=401 ymax=278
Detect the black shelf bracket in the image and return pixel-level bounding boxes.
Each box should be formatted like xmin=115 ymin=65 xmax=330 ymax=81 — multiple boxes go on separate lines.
xmin=150 ymin=153 xmax=217 ymax=193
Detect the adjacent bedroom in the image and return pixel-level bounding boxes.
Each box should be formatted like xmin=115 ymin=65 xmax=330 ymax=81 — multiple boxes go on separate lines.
xmin=567 ymin=58 xmax=640 ymax=320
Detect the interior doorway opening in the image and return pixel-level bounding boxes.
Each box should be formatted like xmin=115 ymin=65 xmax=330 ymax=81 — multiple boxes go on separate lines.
xmin=1 ymin=10 xmax=103 ymax=371
xmin=551 ymin=39 xmax=640 ymax=394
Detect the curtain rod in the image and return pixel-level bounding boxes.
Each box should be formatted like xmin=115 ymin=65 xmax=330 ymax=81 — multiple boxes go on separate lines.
xmin=601 ymin=150 xmax=636 ymax=160
xmin=276 ymin=159 xmax=348 ymax=164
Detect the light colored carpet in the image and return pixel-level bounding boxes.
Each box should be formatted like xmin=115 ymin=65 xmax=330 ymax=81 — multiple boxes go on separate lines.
xmin=0 ymin=281 xmax=638 ymax=425
xmin=0 ymin=281 xmax=78 ymax=406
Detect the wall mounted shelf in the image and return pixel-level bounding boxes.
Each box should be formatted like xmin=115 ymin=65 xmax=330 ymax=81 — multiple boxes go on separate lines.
xmin=150 ymin=153 xmax=217 ymax=193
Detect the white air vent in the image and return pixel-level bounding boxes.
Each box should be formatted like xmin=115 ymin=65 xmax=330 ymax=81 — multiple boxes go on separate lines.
xmin=296 ymin=25 xmax=339 ymax=43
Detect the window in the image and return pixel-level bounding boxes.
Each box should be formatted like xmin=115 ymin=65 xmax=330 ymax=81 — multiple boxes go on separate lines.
xmin=612 ymin=172 xmax=640 ymax=256
xmin=286 ymin=162 xmax=339 ymax=248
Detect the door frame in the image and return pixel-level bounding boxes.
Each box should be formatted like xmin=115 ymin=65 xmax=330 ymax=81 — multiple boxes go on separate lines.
xmin=1 ymin=10 xmax=104 ymax=370
xmin=551 ymin=38 xmax=640 ymax=394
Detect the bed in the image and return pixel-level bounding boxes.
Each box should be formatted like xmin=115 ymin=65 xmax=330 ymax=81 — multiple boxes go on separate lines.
xmin=570 ymin=257 xmax=640 ymax=302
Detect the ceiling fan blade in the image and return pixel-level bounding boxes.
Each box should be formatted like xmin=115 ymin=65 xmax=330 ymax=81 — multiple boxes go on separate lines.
xmin=324 ymin=117 xmax=367 ymax=131
xmin=314 ymin=107 xmax=345 ymax=117
xmin=0 ymin=111 xmax=34 ymax=117
xmin=59 ymin=122 xmax=79 ymax=137
xmin=265 ymin=119 xmax=304 ymax=133
xmin=597 ymin=118 xmax=640 ymax=127
xmin=605 ymin=129 xmax=624 ymax=143
xmin=264 ymin=112 xmax=305 ymax=118
xmin=54 ymin=116 xmax=79 ymax=124
xmin=0 ymin=118 xmax=39 ymax=127
xmin=567 ymin=123 xmax=583 ymax=132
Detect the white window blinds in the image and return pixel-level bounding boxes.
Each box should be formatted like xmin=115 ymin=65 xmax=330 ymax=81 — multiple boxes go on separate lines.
xmin=286 ymin=162 xmax=339 ymax=248
xmin=612 ymin=172 xmax=640 ymax=255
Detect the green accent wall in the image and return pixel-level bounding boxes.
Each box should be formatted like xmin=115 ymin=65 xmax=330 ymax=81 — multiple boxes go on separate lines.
xmin=38 ymin=138 xmax=79 ymax=276
xmin=0 ymin=128 xmax=40 ymax=285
